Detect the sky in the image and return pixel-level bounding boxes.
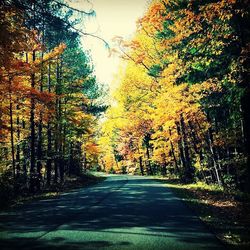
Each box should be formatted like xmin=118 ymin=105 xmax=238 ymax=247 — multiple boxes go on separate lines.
xmin=68 ymin=0 xmax=149 ymax=88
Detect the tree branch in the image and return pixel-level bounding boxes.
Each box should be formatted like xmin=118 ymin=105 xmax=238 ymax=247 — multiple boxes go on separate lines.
xmin=53 ymin=0 xmax=95 ymax=16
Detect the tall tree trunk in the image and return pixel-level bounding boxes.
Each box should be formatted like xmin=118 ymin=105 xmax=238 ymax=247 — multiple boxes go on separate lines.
xmin=16 ymin=104 xmax=21 ymax=177
xmin=169 ymin=128 xmax=179 ymax=174
xmin=176 ymin=122 xmax=185 ymax=170
xmin=196 ymin=117 xmax=220 ymax=183
xmin=46 ymin=63 xmax=52 ymax=186
xmin=180 ymin=114 xmax=194 ymax=182
xmin=146 ymin=144 xmax=153 ymax=175
xmin=161 ymin=153 xmax=167 ymax=176
xmin=68 ymin=142 xmax=74 ymax=176
xmin=58 ymin=59 xmax=64 ymax=183
xmin=22 ymin=53 xmax=29 ymax=183
xmin=62 ymin=123 xmax=67 ymax=174
xmin=139 ymin=156 xmax=144 ymax=176
xmin=9 ymin=79 xmax=15 ymax=179
xmin=22 ymin=140 xmax=28 ymax=185
xmin=207 ymin=127 xmax=222 ymax=186
xmin=188 ymin=121 xmax=199 ymax=154
xmin=54 ymin=143 xmax=59 ymax=183
xmin=137 ymin=146 xmax=144 ymax=175
xmin=188 ymin=121 xmax=207 ymax=183
xmin=54 ymin=57 xmax=61 ymax=183
xmin=36 ymin=52 xmax=44 ymax=190
xmin=30 ymin=49 xmax=36 ymax=192
xmin=30 ymin=2 xmax=37 ymax=192
xmin=177 ymin=115 xmax=194 ymax=183
xmin=205 ymin=112 xmax=222 ymax=186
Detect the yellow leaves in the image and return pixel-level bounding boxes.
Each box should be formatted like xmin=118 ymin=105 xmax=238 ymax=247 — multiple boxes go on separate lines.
xmin=194 ymin=155 xmax=202 ymax=170
xmin=102 ymin=154 xmax=116 ymax=172
xmin=161 ymin=61 xmax=180 ymax=82
xmin=113 ymin=62 xmax=152 ymax=105
xmin=200 ymin=0 xmax=236 ymax=24
xmin=74 ymin=111 xmax=92 ymax=121
xmin=68 ymin=111 xmax=94 ymax=128
xmin=99 ymin=0 xmax=244 ymax=172
xmin=84 ymin=142 xmax=100 ymax=155
xmin=43 ymin=43 xmax=66 ymax=62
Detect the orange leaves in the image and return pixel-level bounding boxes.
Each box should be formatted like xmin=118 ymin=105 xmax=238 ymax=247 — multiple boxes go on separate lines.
xmin=43 ymin=43 xmax=66 ymax=61
xmin=27 ymin=88 xmax=55 ymax=104
xmin=129 ymin=40 xmax=141 ymax=49
xmin=139 ymin=1 xmax=166 ymax=33
xmin=200 ymin=0 xmax=236 ymax=23
xmin=134 ymin=52 xmax=146 ymax=64
xmin=84 ymin=142 xmax=100 ymax=155
xmin=0 ymin=4 xmax=67 ymax=144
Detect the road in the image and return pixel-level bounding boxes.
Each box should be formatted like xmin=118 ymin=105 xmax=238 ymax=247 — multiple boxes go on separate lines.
xmin=0 ymin=174 xmax=225 ymax=250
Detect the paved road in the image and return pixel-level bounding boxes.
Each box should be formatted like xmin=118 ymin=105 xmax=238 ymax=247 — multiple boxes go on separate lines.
xmin=0 ymin=175 xmax=225 ymax=250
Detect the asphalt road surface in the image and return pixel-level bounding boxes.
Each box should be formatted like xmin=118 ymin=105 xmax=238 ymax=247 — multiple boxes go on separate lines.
xmin=0 ymin=174 xmax=226 ymax=250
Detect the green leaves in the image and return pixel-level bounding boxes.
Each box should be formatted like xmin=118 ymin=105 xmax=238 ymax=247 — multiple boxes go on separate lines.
xmin=148 ymin=64 xmax=162 ymax=77
xmin=156 ymin=19 xmax=175 ymax=39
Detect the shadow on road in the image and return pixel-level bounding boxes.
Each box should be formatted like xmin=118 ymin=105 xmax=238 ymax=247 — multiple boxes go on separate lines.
xmin=0 ymin=176 xmax=225 ymax=250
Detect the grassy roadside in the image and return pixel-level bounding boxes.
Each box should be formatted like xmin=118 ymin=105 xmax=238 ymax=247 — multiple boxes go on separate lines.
xmin=0 ymin=172 xmax=106 ymax=211
xmin=157 ymin=178 xmax=250 ymax=249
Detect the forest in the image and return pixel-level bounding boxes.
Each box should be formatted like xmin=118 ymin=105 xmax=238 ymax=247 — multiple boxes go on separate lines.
xmin=0 ymin=0 xmax=250 ymax=204
xmin=0 ymin=0 xmax=107 ymax=202
xmin=99 ymin=0 xmax=250 ymax=192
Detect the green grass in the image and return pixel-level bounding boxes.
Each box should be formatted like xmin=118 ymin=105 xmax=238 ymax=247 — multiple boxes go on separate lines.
xmin=157 ymin=178 xmax=250 ymax=249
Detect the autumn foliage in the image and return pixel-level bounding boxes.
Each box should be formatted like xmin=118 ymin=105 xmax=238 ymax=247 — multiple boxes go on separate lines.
xmin=1 ymin=0 xmax=249 ymax=199
xmin=0 ymin=0 xmax=103 ymax=198
xmin=99 ymin=0 xmax=250 ymax=190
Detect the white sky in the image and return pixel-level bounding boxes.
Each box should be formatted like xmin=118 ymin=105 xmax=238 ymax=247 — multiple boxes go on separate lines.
xmin=68 ymin=0 xmax=149 ymax=88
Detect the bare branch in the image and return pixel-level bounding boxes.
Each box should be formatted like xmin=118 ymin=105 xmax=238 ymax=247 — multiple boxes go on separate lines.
xmin=53 ymin=0 xmax=95 ymax=16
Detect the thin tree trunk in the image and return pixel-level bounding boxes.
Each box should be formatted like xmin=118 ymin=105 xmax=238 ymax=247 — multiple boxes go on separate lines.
xmin=37 ymin=52 xmax=44 ymax=190
xmin=16 ymin=104 xmax=21 ymax=177
xmin=188 ymin=121 xmax=207 ymax=183
xmin=179 ymin=114 xmax=194 ymax=182
xmin=46 ymin=63 xmax=52 ymax=185
xmin=139 ymin=156 xmax=144 ymax=176
xmin=9 ymin=79 xmax=15 ymax=179
xmin=137 ymin=145 xmax=144 ymax=175
xmin=207 ymin=128 xmax=222 ymax=186
xmin=58 ymin=59 xmax=64 ymax=183
xmin=146 ymin=145 xmax=153 ymax=175
xmin=176 ymin=115 xmax=194 ymax=183
xmin=169 ymin=128 xmax=179 ymax=173
xmin=30 ymin=49 xmax=36 ymax=192
xmin=30 ymin=2 xmax=37 ymax=192
xmin=205 ymin=112 xmax=222 ymax=186
xmin=54 ymin=58 xmax=60 ymax=183
xmin=162 ymin=153 xmax=167 ymax=176
xmin=176 ymin=122 xmax=185 ymax=170
xmin=195 ymin=118 xmax=219 ymax=184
